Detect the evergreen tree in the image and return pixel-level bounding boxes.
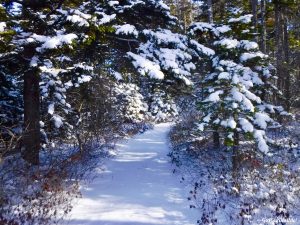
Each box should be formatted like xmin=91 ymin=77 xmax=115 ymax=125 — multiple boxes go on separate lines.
xmin=191 ymin=13 xmax=279 ymax=156
xmin=0 ymin=3 xmax=22 ymax=154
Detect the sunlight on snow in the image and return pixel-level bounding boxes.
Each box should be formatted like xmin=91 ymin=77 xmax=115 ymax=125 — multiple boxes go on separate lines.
xmin=69 ymin=197 xmax=186 ymax=224
xmin=114 ymin=152 xmax=158 ymax=162
xmin=66 ymin=123 xmax=198 ymax=225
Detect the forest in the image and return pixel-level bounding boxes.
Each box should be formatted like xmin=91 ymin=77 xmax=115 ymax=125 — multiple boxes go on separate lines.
xmin=0 ymin=0 xmax=299 ymax=224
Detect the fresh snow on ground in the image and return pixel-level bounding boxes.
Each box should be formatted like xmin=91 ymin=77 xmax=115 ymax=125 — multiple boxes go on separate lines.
xmin=64 ymin=123 xmax=198 ymax=225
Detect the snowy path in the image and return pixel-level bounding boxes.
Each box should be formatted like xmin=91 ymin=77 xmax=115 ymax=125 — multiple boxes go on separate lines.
xmin=65 ymin=123 xmax=198 ymax=225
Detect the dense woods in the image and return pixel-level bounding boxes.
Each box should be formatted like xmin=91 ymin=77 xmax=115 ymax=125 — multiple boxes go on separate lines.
xmin=0 ymin=0 xmax=299 ymax=224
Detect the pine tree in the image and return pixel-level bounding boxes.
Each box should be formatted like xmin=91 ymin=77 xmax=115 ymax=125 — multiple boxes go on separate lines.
xmin=192 ymin=13 xmax=279 ymax=157
xmin=1 ymin=0 xmax=121 ymax=164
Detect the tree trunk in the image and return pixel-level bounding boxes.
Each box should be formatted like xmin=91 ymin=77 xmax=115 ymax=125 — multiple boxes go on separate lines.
xmin=260 ymin=0 xmax=267 ymax=54
xmin=283 ymin=15 xmax=291 ymax=111
xmin=207 ymin=0 xmax=217 ymax=147
xmin=207 ymin=0 xmax=213 ymax=23
xmin=232 ymin=131 xmax=239 ymax=180
xmin=213 ymin=131 xmax=220 ymax=148
xmin=22 ymin=46 xmax=40 ymax=165
xmin=260 ymin=0 xmax=267 ymax=101
xmin=274 ymin=3 xmax=284 ymax=104
xmin=251 ymin=0 xmax=258 ymax=41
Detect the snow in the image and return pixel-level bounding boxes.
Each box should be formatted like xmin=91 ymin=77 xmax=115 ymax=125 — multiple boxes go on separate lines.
xmin=39 ymin=66 xmax=66 ymax=80
xmin=78 ymin=75 xmax=92 ymax=83
xmin=215 ymin=25 xmax=231 ymax=34
xmin=244 ymin=89 xmax=261 ymax=103
xmin=197 ymin=123 xmax=205 ymax=131
xmin=39 ymin=121 xmax=45 ymax=127
xmin=239 ymin=118 xmax=254 ymax=133
xmin=205 ymin=90 xmax=223 ymax=102
xmin=218 ymin=71 xmax=230 ymax=80
xmin=240 ymin=52 xmax=267 ymax=62
xmin=0 ymin=22 xmax=6 ymax=32
xmin=48 ymin=103 xmax=55 ymax=115
xmin=221 ymin=117 xmax=237 ymax=129
xmin=115 ymin=24 xmax=138 ymax=37
xmin=228 ymin=14 xmax=253 ymax=24
xmin=242 ymin=97 xmax=255 ymax=112
xmin=127 ymin=52 xmax=165 ymax=79
xmin=262 ymin=67 xmax=271 ymax=78
xmin=156 ymin=0 xmax=170 ymax=10
xmin=184 ymin=62 xmax=196 ymax=71
xmin=113 ymin=71 xmax=123 ymax=80
xmin=64 ymin=123 xmax=198 ymax=225
xmin=28 ymin=33 xmax=78 ymax=52
xmin=96 ymin=12 xmax=116 ymax=25
xmin=133 ymin=29 xmax=194 ymax=84
xmin=143 ymin=29 xmax=186 ymax=49
xmin=109 ymin=1 xmax=119 ymax=6
xmin=153 ymin=47 xmax=194 ymax=83
xmin=231 ymin=88 xmax=243 ymax=102
xmin=253 ymin=129 xmax=269 ymax=153
xmin=239 ymin=40 xmax=258 ymax=50
xmin=203 ymin=113 xmax=211 ymax=123
xmin=189 ymin=22 xmax=214 ymax=35
xmin=189 ymin=23 xmax=230 ymax=37
xmin=43 ymin=34 xmax=77 ymax=49
xmin=158 ymin=48 xmax=182 ymax=70
xmin=52 ymin=114 xmax=63 ymax=128
xmin=67 ymin=10 xmax=91 ymax=27
xmin=214 ymin=38 xmax=239 ymax=49
xmin=30 ymin=56 xmax=39 ymax=67
xmin=254 ymin=112 xmax=272 ymax=129
xmin=73 ymin=63 xmax=94 ymax=71
xmin=56 ymin=55 xmax=72 ymax=62
xmin=113 ymin=83 xmax=147 ymax=122
xmin=190 ymin=40 xmax=215 ymax=56
xmin=219 ymin=60 xmax=237 ymax=68
xmin=67 ymin=15 xmax=89 ymax=27
xmin=227 ymin=117 xmax=237 ymax=129
xmin=181 ymin=76 xmax=193 ymax=86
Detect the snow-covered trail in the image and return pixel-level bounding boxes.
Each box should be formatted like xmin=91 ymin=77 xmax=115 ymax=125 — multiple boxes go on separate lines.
xmin=65 ymin=123 xmax=198 ymax=225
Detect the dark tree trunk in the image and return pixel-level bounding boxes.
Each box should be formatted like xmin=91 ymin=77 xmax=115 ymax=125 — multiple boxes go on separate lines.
xmin=207 ymin=0 xmax=213 ymax=23
xmin=283 ymin=16 xmax=291 ymax=111
xmin=213 ymin=131 xmax=220 ymax=148
xmin=259 ymin=0 xmax=267 ymax=101
xmin=207 ymin=0 xmax=218 ymax=148
xmin=260 ymin=0 xmax=267 ymax=54
xmin=232 ymin=131 xmax=239 ymax=180
xmin=274 ymin=3 xmax=284 ymax=104
xmin=251 ymin=0 xmax=258 ymax=41
xmin=22 ymin=46 xmax=40 ymax=165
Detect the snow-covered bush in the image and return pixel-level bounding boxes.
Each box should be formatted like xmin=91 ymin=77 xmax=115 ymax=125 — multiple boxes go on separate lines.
xmin=0 ymin=145 xmax=104 ymax=225
xmin=169 ymin=120 xmax=300 ymax=225
xmin=113 ymin=83 xmax=148 ymax=123
xmin=148 ymin=90 xmax=179 ymax=122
